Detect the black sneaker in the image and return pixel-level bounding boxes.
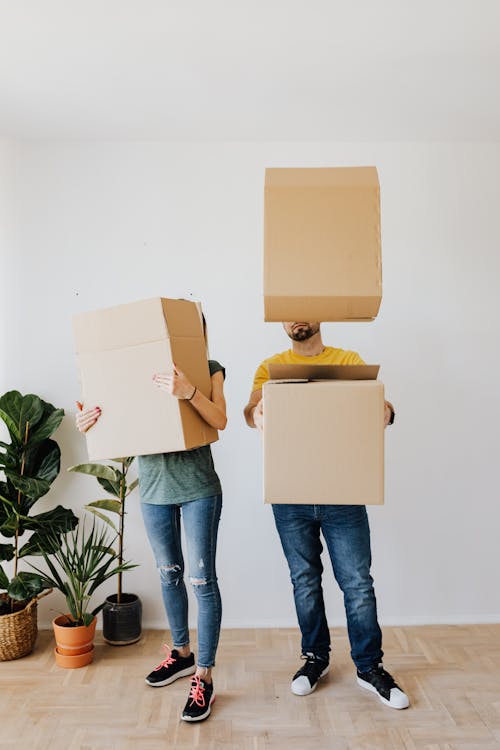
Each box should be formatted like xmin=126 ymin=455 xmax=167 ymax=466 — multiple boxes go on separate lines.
xmin=291 ymin=653 xmax=330 ymax=696
xmin=181 ymin=676 xmax=215 ymax=722
xmin=357 ymin=663 xmax=410 ymax=709
xmin=145 ymin=647 xmax=195 ymax=687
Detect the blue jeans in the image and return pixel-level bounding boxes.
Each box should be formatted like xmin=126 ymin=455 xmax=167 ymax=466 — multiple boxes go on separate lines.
xmin=141 ymin=494 xmax=222 ymax=668
xmin=272 ymin=504 xmax=383 ymax=672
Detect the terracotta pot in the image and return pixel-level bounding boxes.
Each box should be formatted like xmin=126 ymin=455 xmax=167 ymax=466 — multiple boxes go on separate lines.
xmin=52 ymin=614 xmax=96 ymax=657
xmin=54 ymin=645 xmax=94 ymax=669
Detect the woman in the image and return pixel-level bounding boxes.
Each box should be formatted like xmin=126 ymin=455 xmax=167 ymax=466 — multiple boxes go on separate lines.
xmin=76 ymin=352 xmax=227 ymax=723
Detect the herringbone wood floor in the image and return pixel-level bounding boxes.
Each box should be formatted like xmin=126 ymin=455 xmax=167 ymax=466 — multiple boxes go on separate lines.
xmin=1 ymin=625 xmax=500 ymax=750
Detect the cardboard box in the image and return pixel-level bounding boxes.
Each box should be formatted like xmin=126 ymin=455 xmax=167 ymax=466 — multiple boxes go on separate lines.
xmin=264 ymin=167 xmax=382 ymax=321
xmin=73 ymin=298 xmax=218 ymax=461
xmin=263 ymin=365 xmax=384 ymax=505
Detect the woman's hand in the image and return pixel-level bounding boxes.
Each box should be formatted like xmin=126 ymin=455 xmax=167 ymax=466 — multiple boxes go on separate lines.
xmin=75 ymin=402 xmax=101 ymax=433
xmin=153 ymin=365 xmax=196 ymax=401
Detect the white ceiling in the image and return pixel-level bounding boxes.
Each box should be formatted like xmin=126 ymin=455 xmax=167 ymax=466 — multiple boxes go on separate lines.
xmin=0 ymin=0 xmax=499 ymax=141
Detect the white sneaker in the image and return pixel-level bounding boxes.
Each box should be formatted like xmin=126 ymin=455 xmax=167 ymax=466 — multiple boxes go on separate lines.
xmin=357 ymin=663 xmax=410 ymax=709
xmin=291 ymin=654 xmax=330 ymax=696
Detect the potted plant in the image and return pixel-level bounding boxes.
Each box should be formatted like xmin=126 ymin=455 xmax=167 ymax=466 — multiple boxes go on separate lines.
xmin=30 ymin=519 xmax=136 ymax=668
xmin=68 ymin=457 xmax=142 ymax=645
xmin=0 ymin=390 xmax=78 ymax=660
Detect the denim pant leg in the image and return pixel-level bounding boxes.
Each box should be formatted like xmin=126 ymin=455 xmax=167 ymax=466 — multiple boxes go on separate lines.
xmin=319 ymin=505 xmax=383 ymax=671
xmin=181 ymin=494 xmax=222 ymax=669
xmin=272 ymin=504 xmax=331 ymax=660
xmin=140 ymin=502 xmax=190 ymax=649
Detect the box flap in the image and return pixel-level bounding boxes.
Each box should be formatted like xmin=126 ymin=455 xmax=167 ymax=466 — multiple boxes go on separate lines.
xmin=267 ymin=364 xmax=379 ymax=381
xmin=73 ymin=297 xmax=205 ymax=354
xmin=73 ymin=298 xmax=169 ymax=353
xmin=161 ymin=299 xmax=205 ymax=339
xmin=265 ymin=166 xmax=379 ymax=189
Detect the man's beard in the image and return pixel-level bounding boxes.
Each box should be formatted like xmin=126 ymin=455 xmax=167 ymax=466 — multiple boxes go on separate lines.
xmin=289 ymin=324 xmax=318 ymax=341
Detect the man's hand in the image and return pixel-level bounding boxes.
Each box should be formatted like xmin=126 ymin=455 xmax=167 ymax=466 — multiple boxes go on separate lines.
xmin=252 ymin=399 xmax=264 ymax=432
xmin=153 ymin=365 xmax=196 ymax=400
xmin=384 ymin=400 xmax=395 ymax=428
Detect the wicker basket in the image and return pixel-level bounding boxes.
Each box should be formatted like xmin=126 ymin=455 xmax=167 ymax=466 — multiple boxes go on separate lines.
xmin=0 ymin=590 xmax=51 ymax=661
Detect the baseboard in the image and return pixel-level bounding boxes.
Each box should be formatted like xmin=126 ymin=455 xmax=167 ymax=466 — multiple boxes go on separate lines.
xmin=38 ymin=613 xmax=500 ymax=630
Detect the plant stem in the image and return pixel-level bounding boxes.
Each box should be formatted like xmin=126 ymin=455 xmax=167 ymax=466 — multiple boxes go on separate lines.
xmin=11 ymin=421 xmax=29 ymax=612
xmin=117 ymin=460 xmax=126 ymax=603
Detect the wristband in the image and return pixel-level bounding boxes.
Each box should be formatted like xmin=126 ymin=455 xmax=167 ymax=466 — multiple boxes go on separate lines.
xmin=186 ymin=386 xmax=197 ymax=401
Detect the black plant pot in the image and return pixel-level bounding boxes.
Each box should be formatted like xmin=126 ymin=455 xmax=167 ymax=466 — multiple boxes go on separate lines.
xmin=102 ymin=593 xmax=142 ymax=646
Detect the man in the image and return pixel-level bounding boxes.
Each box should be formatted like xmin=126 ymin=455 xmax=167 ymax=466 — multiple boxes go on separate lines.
xmin=244 ymin=321 xmax=409 ymax=710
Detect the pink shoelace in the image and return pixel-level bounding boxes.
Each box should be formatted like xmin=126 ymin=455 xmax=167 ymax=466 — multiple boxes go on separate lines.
xmin=188 ymin=676 xmax=206 ymax=707
xmin=153 ymin=645 xmax=176 ymax=672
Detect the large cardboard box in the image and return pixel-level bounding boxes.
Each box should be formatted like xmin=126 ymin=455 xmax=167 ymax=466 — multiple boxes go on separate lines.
xmin=264 ymin=166 xmax=382 ymax=322
xmin=73 ymin=298 xmax=218 ymax=461
xmin=263 ymin=364 xmax=384 ymax=505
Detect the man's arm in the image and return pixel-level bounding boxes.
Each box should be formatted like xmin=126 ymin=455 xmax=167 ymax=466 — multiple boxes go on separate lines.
xmin=244 ymin=388 xmax=263 ymax=429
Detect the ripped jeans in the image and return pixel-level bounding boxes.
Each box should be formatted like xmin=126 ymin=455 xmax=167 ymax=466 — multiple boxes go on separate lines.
xmin=141 ymin=494 xmax=222 ymax=668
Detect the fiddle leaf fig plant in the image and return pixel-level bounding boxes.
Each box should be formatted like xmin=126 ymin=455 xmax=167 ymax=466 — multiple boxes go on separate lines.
xmin=0 ymin=391 xmax=78 ymax=615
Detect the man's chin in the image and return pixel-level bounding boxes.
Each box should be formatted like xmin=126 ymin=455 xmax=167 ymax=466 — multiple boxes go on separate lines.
xmin=291 ymin=330 xmax=311 ymax=341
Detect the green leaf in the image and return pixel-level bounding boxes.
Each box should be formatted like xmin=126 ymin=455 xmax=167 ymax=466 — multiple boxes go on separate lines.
xmin=127 ymin=478 xmax=139 ymax=494
xmin=19 ymin=531 xmax=62 ymax=558
xmin=0 ymin=392 xmax=48 ymax=444
xmin=110 ymin=457 xmax=135 ymax=466
xmin=28 ymin=405 xmax=64 ymax=443
xmin=0 ymin=391 xmax=23 ymax=441
xmin=0 ymin=512 xmax=20 ymax=537
xmin=86 ymin=499 xmax=122 ymax=515
xmin=0 ymin=543 xmax=15 ymax=561
xmin=25 ymin=506 xmax=78 ymax=534
xmin=0 ymin=480 xmax=16 ymax=507
xmin=7 ymin=473 xmax=51 ymax=500
xmin=85 ymin=507 xmax=118 ymax=533
xmin=0 ymin=565 xmax=10 ymax=590
xmin=29 ymin=554 xmax=65 ymax=592
xmin=7 ymin=572 xmax=46 ymax=600
xmin=83 ymin=611 xmax=97 ymax=626
xmin=24 ymin=439 xmax=61 ymax=484
xmin=18 ymin=394 xmax=44 ymax=440
xmin=96 ymin=476 xmax=121 ymax=497
xmin=68 ymin=463 xmax=118 ymax=483
xmin=0 ymin=440 xmax=11 ymax=449
xmin=90 ymin=602 xmax=106 ymax=620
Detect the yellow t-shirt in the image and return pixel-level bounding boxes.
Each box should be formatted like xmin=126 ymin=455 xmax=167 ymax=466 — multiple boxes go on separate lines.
xmin=251 ymin=346 xmax=365 ymax=393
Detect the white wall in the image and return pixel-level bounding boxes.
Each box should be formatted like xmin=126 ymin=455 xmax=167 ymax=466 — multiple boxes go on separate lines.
xmin=2 ymin=141 xmax=499 ymax=629
xmin=0 ymin=140 xmax=13 ymax=386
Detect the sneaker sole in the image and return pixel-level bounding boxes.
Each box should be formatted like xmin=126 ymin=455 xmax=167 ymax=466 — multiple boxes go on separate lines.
xmin=356 ymin=676 xmax=409 ymax=709
xmin=291 ymin=664 xmax=330 ymax=696
xmin=181 ymin=693 xmax=216 ymax=722
xmin=145 ymin=665 xmax=196 ymax=688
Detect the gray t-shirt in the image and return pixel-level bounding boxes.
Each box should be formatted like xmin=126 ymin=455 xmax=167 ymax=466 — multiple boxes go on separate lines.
xmin=138 ymin=360 xmax=224 ymax=505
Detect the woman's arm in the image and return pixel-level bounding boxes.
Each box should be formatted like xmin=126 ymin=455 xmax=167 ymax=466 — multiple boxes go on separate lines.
xmin=153 ymin=366 xmax=227 ymax=431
